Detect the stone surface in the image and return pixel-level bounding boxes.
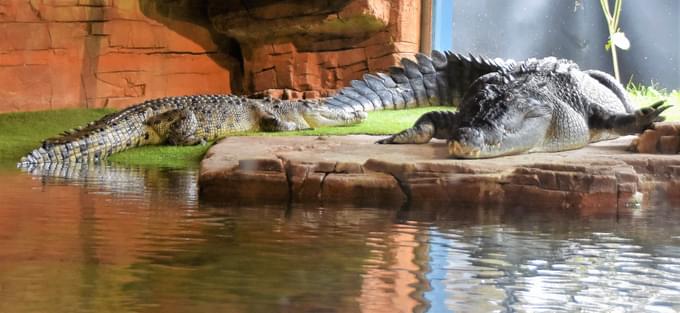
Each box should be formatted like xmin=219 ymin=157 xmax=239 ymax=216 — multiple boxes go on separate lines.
xmin=659 ymin=136 xmax=680 ymax=154
xmin=200 ymin=135 xmax=680 ymax=214
xmin=629 ymin=122 xmax=680 ymax=154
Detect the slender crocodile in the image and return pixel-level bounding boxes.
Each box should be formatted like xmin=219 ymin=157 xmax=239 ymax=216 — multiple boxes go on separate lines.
xmin=17 ymin=96 xmax=365 ymax=165
xmin=20 ymin=50 xmax=497 ymax=166
xmin=377 ymin=56 xmax=670 ymax=158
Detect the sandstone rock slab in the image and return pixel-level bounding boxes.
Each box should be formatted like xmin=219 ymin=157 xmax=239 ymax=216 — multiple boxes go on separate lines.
xmin=629 ymin=122 xmax=680 ymax=154
xmin=199 ymin=135 xmax=680 ymax=214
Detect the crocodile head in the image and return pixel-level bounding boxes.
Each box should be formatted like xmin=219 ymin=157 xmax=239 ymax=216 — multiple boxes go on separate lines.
xmin=448 ymin=90 xmax=554 ymax=159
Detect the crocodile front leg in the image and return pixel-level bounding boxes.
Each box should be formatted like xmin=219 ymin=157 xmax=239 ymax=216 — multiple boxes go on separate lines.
xmin=376 ymin=110 xmax=460 ymax=144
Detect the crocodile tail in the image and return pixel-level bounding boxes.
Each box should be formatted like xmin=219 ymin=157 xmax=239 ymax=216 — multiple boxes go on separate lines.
xmin=324 ymin=50 xmax=516 ymax=113
xmin=17 ymin=102 xmax=161 ymax=166
xmin=443 ymin=51 xmax=517 ymax=107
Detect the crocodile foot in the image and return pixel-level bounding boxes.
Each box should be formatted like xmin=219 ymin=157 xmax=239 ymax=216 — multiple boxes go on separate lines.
xmin=635 ymin=100 xmax=672 ymax=131
xmin=375 ymin=135 xmax=397 ymax=144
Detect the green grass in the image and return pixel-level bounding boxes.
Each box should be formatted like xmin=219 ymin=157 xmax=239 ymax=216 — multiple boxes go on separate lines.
xmin=628 ymin=83 xmax=680 ymax=121
xmin=1 ymin=84 xmax=676 ymax=169
xmin=0 ymin=108 xmax=116 ymax=166
xmin=106 ymin=145 xmax=213 ymax=168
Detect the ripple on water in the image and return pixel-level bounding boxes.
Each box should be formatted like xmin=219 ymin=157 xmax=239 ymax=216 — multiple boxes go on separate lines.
xmin=422 ymin=219 xmax=680 ymax=312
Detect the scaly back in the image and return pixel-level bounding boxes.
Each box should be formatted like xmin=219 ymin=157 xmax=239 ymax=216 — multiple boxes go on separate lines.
xmin=323 ymin=50 xmax=517 ymax=112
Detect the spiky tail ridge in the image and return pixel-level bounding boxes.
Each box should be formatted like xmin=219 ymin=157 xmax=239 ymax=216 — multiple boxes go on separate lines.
xmin=17 ymin=100 xmax=170 ymax=166
xmin=323 ymin=50 xmax=516 ymax=113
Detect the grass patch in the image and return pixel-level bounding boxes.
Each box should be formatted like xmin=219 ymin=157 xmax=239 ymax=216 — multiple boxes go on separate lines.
xmin=107 ymin=145 xmax=212 ymax=168
xmin=627 ymin=83 xmax=680 ymax=121
xmin=0 ymin=108 xmax=116 ymax=166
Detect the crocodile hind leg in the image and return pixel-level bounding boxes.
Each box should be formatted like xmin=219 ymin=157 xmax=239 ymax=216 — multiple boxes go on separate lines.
xmin=376 ymin=110 xmax=460 ymax=144
xmin=588 ymin=100 xmax=671 ymax=138
xmin=169 ymin=110 xmax=207 ymax=145
xmin=257 ymin=106 xmax=311 ymax=131
xmin=260 ymin=114 xmax=299 ymax=131
xmin=148 ymin=109 xmax=206 ymax=145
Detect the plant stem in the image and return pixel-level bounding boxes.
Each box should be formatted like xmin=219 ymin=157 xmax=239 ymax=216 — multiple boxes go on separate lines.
xmin=599 ymin=0 xmax=623 ymax=82
xmin=610 ymin=44 xmax=620 ymax=81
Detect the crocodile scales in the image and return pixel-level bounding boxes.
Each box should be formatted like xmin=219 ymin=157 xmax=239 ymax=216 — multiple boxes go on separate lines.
xmin=377 ymin=56 xmax=670 ymax=158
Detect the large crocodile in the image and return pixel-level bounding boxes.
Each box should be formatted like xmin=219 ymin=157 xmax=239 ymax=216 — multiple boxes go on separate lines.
xmin=377 ymin=56 xmax=670 ymax=158
xmin=20 ymin=50 xmax=487 ymax=166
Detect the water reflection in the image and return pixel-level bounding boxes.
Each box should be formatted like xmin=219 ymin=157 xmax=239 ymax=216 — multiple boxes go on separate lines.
xmin=423 ymin=226 xmax=680 ymax=312
xmin=1 ymin=165 xmax=680 ymax=312
xmin=17 ymin=162 xmax=199 ymax=205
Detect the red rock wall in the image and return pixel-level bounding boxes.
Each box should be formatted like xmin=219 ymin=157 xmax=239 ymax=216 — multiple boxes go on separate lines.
xmin=233 ymin=0 xmax=422 ymax=98
xmin=0 ymin=0 xmax=237 ymax=113
xmin=0 ymin=0 xmax=422 ymax=112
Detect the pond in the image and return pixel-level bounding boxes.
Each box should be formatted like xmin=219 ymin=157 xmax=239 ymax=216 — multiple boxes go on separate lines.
xmin=1 ymin=164 xmax=680 ymax=313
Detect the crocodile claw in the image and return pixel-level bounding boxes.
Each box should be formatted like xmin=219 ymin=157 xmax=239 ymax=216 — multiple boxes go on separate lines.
xmin=375 ymin=135 xmax=396 ymax=144
xmin=637 ymin=100 xmax=671 ymax=130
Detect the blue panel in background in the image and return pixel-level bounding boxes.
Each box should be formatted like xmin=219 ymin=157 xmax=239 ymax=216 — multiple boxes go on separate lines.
xmin=433 ymin=0 xmax=454 ymax=51
xmin=431 ymin=0 xmax=679 ymax=89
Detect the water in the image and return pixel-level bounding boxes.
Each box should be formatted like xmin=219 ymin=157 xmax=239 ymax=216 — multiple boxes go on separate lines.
xmin=1 ymin=164 xmax=680 ymax=313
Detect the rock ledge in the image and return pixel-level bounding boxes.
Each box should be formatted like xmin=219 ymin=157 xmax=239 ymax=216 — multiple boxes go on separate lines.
xmin=199 ymin=135 xmax=680 ymax=213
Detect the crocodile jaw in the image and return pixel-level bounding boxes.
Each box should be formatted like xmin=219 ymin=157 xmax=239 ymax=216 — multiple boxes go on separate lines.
xmin=448 ymin=138 xmax=529 ymax=159
xmin=448 ymin=121 xmax=550 ymax=159
xmin=448 ymin=140 xmax=482 ymax=158
xmin=303 ymin=107 xmax=367 ymax=128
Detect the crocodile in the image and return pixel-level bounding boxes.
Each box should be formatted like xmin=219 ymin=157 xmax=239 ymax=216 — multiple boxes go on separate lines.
xmin=17 ymin=96 xmax=365 ymax=165
xmin=19 ymin=50 xmax=490 ymax=166
xmin=377 ymin=56 xmax=670 ymax=158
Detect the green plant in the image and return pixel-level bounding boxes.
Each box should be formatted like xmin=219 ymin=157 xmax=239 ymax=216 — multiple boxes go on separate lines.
xmin=599 ymin=0 xmax=629 ymax=82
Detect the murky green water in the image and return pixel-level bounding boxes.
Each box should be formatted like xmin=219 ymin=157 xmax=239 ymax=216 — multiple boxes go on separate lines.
xmin=1 ymin=164 xmax=680 ymax=313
